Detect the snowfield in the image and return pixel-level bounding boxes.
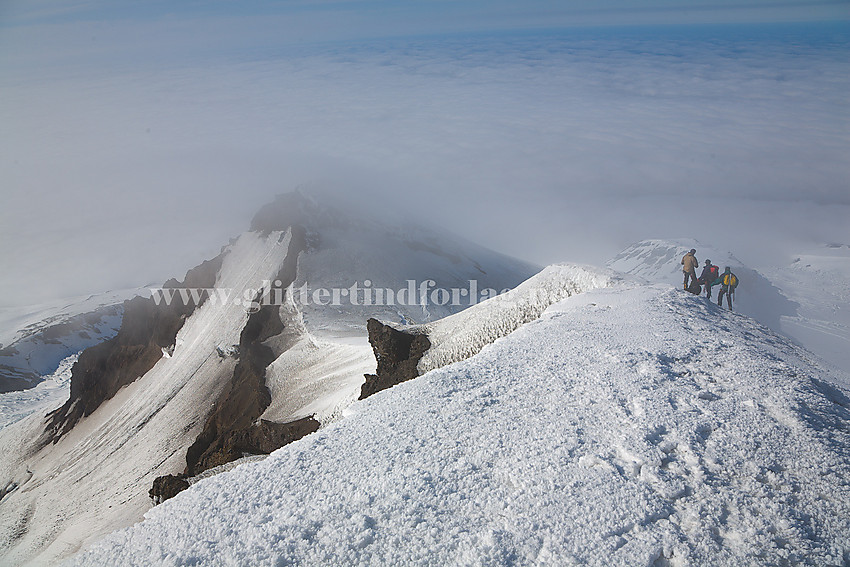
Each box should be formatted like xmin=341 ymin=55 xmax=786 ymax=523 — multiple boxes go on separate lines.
xmin=763 ymin=244 xmax=850 ymax=375
xmin=0 ymin=289 xmax=137 ymax=393
xmin=68 ymin=278 xmax=850 ymax=566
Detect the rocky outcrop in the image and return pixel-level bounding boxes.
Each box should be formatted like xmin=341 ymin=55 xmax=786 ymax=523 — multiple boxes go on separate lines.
xmin=149 ymin=474 xmax=189 ymax=505
xmin=360 ymin=318 xmax=431 ymax=400
xmin=151 ymin=416 xmax=319 ymax=502
xmin=0 ymin=345 xmax=35 ymax=393
xmin=43 ymin=255 xmax=225 ymax=442
xmin=183 ymin=224 xmax=311 ymax=477
xmin=184 ymin=415 xmax=320 ymax=477
xmin=183 ymin=301 xmax=285 ymax=475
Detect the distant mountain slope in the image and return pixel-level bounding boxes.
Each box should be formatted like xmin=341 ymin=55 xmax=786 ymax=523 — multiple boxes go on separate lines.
xmin=0 ymin=289 xmax=144 ymax=393
xmin=0 ymin=353 xmax=78 ymax=431
xmin=0 ymin=192 xmax=539 ymax=566
xmin=607 ymin=239 xmax=797 ymax=330
xmin=68 ymin=278 xmax=850 ymax=567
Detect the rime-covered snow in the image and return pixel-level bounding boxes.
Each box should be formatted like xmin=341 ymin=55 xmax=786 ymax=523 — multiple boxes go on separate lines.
xmin=415 ymin=264 xmax=619 ymax=374
xmin=69 ymin=278 xmax=850 ymax=567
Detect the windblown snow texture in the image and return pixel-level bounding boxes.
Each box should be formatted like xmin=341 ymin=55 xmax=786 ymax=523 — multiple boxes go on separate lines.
xmin=70 ymin=279 xmax=850 ymax=567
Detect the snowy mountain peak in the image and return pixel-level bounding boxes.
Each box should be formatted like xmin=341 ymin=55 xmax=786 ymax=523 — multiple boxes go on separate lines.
xmin=607 ymin=238 xmax=744 ymax=280
xmin=249 ymin=190 xmax=328 ymax=234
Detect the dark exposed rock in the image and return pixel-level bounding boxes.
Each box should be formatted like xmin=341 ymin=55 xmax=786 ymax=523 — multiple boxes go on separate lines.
xmin=234 ymin=417 xmax=321 ymax=454
xmin=186 ymin=417 xmax=320 ymax=476
xmin=42 ymin=255 xmax=225 ymax=442
xmin=149 ymin=474 xmax=189 ymax=504
xmin=360 ymin=318 xmax=431 ymax=400
xmin=184 ymin=303 xmax=281 ymax=475
xmin=150 ymin=416 xmax=318 ymax=504
xmin=184 ymin=224 xmax=311 ymax=477
xmin=0 ymin=368 xmax=37 ymax=395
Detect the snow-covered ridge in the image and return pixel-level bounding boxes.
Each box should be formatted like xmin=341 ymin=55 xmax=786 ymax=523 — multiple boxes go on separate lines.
xmin=607 ymin=238 xmax=797 ymax=331
xmin=415 ymin=264 xmax=621 ymax=374
xmin=68 ymin=281 xmax=850 ymax=566
xmin=609 ymin=238 xmax=850 ymax=375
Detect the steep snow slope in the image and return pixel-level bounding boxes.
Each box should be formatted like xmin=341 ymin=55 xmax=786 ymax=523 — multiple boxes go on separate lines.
xmin=0 ymin=231 xmax=292 ymax=566
xmin=70 ymin=277 xmax=850 ymax=567
xmin=607 ymin=239 xmax=797 ymax=331
xmin=763 ymin=244 xmax=850 ymax=374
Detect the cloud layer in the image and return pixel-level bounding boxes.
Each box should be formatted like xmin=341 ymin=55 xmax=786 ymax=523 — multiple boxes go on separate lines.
xmin=1 ymin=17 xmax=848 ymax=307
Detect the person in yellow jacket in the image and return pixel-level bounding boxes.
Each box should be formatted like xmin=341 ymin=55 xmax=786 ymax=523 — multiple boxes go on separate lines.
xmin=717 ymin=266 xmax=739 ymax=310
xmin=681 ymin=248 xmax=699 ymax=291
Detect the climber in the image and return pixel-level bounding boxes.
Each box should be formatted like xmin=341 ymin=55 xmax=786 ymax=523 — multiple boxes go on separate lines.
xmin=698 ymin=259 xmax=720 ymax=300
xmin=717 ymin=267 xmax=739 ymax=311
xmin=681 ymin=248 xmax=699 ymax=291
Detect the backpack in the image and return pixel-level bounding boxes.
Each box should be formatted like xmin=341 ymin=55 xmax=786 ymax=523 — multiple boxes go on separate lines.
xmin=708 ymin=265 xmax=719 ymax=280
xmin=688 ymin=281 xmax=702 ymax=295
xmin=722 ymin=273 xmax=738 ymax=288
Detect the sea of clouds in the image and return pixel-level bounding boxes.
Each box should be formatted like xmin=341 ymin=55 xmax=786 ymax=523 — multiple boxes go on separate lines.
xmin=1 ymin=18 xmax=848 ymax=307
